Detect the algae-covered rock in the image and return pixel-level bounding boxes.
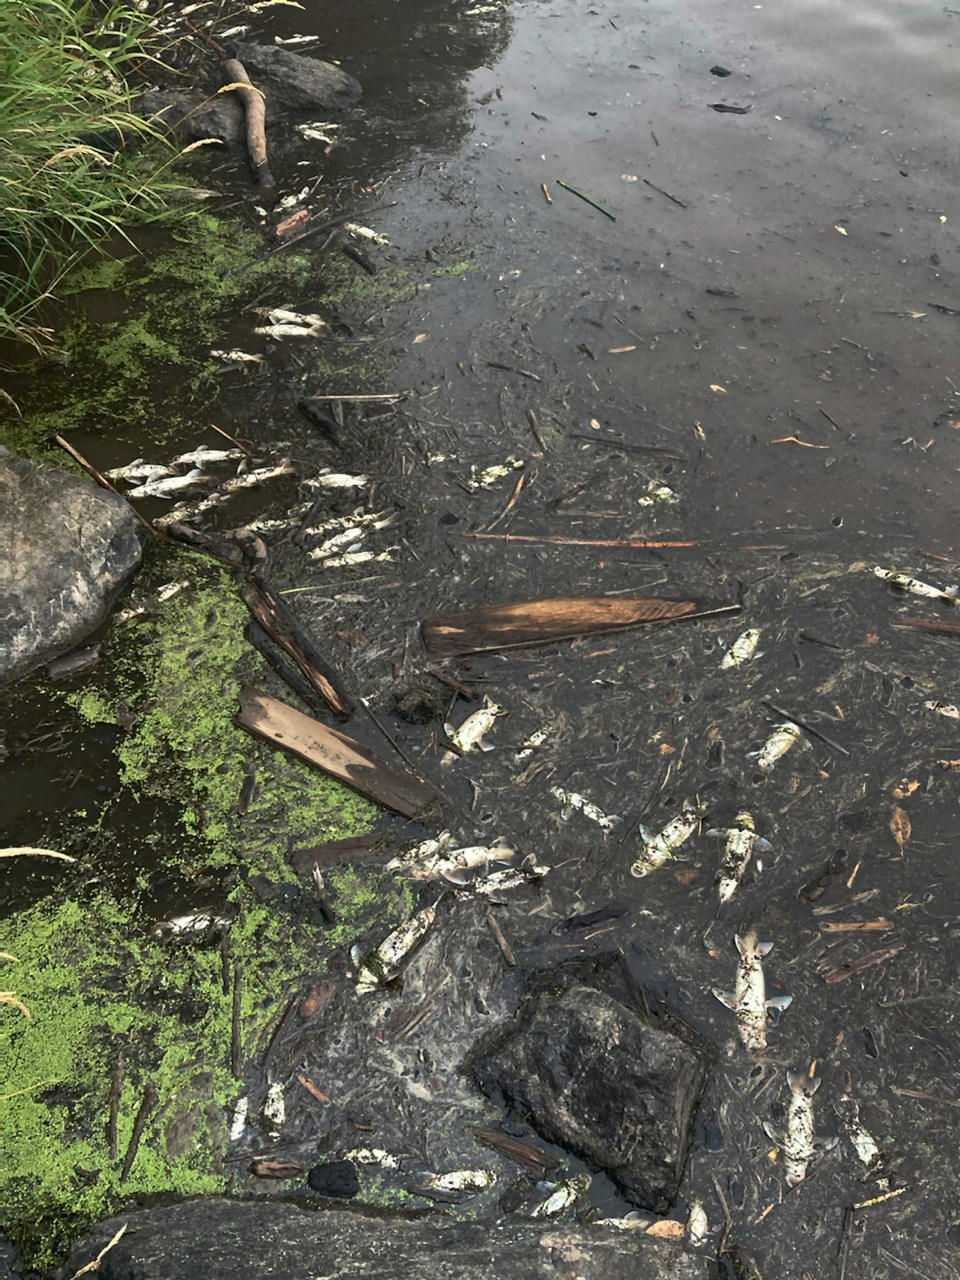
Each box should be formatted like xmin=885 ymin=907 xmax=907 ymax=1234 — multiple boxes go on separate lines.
xmin=59 ymin=1198 xmax=717 ymax=1280
xmin=0 ymin=449 xmax=142 ymax=684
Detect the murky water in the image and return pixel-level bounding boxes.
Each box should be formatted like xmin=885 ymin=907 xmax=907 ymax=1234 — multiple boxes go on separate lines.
xmin=4 ymin=0 xmax=960 ymax=1276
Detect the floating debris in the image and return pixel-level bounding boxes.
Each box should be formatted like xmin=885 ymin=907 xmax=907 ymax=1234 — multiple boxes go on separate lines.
xmin=707 ymin=811 xmax=771 ymax=904
xmin=713 ymin=927 xmax=791 ymax=1053
xmin=415 ymin=1169 xmax=494 ymax=1197
xmin=631 ymin=800 xmax=702 ymax=878
xmin=472 ymin=854 xmax=548 ymax=897
xmin=514 ymin=728 xmax=548 ymax=764
xmin=302 ymin=470 xmax=371 ymax=491
xmin=345 ymin=222 xmax=389 ymax=244
xmin=720 ymin=627 xmax=761 ymax=669
xmin=530 ymin=1172 xmax=592 ymax=1217
xmin=636 ymin=480 xmax=679 ymax=507
xmin=344 ymin=1147 xmax=400 ymax=1168
xmin=925 ymin=699 xmax=960 ymax=719
xmin=386 ymin=837 xmax=515 ymax=884
xmin=749 ymin=722 xmax=805 ymax=774
xmin=873 ymin=566 xmax=958 ymax=604
xmin=355 ymin=904 xmax=438 ymax=994
xmin=550 ymin=785 xmax=622 ymax=832
xmin=210 ymin=348 xmax=265 ymax=364
xmin=466 ymin=457 xmax=524 ymax=491
xmin=150 ymin=910 xmax=228 ymax=940
xmin=686 ymin=1199 xmax=709 ymax=1246
xmin=835 ymin=1095 xmax=883 ymax=1171
xmin=444 ymin=696 xmax=505 ymax=755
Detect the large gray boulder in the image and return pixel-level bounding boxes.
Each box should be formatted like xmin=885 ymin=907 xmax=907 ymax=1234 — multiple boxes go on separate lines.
xmin=233 ymin=42 xmax=363 ymax=111
xmin=467 ymin=957 xmax=712 ymax=1213
xmin=59 ymin=1199 xmax=716 ymax=1280
xmin=0 ymin=449 xmax=142 ymax=683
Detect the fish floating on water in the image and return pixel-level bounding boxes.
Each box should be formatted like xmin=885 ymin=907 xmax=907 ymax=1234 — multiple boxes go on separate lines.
xmin=873 ymin=566 xmax=959 ymax=604
xmin=530 ymin=1172 xmax=591 ymax=1218
xmin=834 ymin=1094 xmax=883 ymax=1173
xmin=354 ymin=904 xmax=437 ymax=994
xmin=550 ymin=786 xmax=622 ymax=833
xmin=720 ymin=627 xmax=761 ymax=669
xmin=764 ymin=1070 xmax=837 ymax=1187
xmin=706 ymin=810 xmax=771 ymax=904
xmin=444 ymin=697 xmax=505 ymax=755
xmin=631 ymin=800 xmax=703 ymax=878
xmin=685 ymin=1199 xmax=709 ymax=1247
xmin=126 ymin=468 xmax=210 ymax=500
xmin=749 ymin=722 xmax=805 ymax=774
xmin=713 ymin=927 xmax=791 ymax=1053
xmin=386 ymin=833 xmax=516 ymax=884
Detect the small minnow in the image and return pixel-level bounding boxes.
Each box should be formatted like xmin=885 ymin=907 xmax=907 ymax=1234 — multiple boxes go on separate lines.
xmin=749 ymin=722 xmax=804 ymax=774
xmin=127 ymin=468 xmax=210 ymax=499
xmin=530 ymin=1172 xmax=591 ymax=1218
xmin=706 ymin=811 xmax=772 ymax=904
xmin=444 ymin=697 xmax=505 ymax=755
xmin=713 ymin=927 xmax=791 ymax=1053
xmin=685 ymin=1199 xmax=709 ymax=1246
xmin=873 ymin=566 xmax=958 ymax=604
xmin=355 ymin=904 xmax=437 ymax=993
xmin=720 ymin=628 xmax=761 ymax=669
xmin=631 ymin=800 xmax=702 ymax=878
xmin=764 ymin=1071 xmax=836 ymax=1187
xmin=550 ymin=785 xmax=622 ymax=832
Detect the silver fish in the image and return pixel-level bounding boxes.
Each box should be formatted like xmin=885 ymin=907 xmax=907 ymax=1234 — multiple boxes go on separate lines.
xmin=420 ymin=1169 xmax=493 ymax=1194
xmin=631 ymin=800 xmax=702 ymax=878
xmin=170 ymin=447 xmax=243 ymax=467
xmin=530 ymin=1172 xmax=591 ymax=1218
xmin=925 ymin=699 xmax=960 ymax=719
xmin=764 ymin=1072 xmax=835 ymax=1187
xmin=387 ymin=838 xmax=515 ymax=884
xmin=873 ymin=566 xmax=958 ymax=604
xmin=749 ymin=722 xmax=804 ymax=773
xmin=105 ymin=459 xmax=175 ymax=482
xmin=686 ymin=1199 xmax=709 ymax=1246
xmin=706 ymin=810 xmax=772 ymax=904
xmin=151 ymin=910 xmax=228 ymax=940
xmin=302 ymin=471 xmax=371 ymax=490
xmin=834 ymin=1095 xmax=883 ymax=1171
xmin=355 ymin=903 xmax=437 ymax=993
xmin=550 ymin=785 xmax=622 ymax=832
xmin=712 ymin=927 xmax=792 ymax=1054
xmin=472 ymin=854 xmax=547 ymax=896
xmin=720 ymin=627 xmax=761 ymax=669
xmin=444 ymin=697 xmax=505 ymax=754
xmin=126 ymin=468 xmax=209 ymax=499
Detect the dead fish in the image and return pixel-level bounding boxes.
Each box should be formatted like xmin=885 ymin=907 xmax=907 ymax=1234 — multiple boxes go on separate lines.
xmin=764 ymin=1071 xmax=836 ymax=1187
xmin=749 ymin=722 xmax=804 ymax=774
xmin=355 ymin=904 xmax=437 ymax=993
xmin=151 ymin=910 xmax=228 ymax=940
xmin=445 ymin=696 xmax=505 ymax=754
xmin=387 ymin=837 xmax=515 ymax=884
xmin=834 ymin=1095 xmax=883 ymax=1171
xmin=345 ymin=222 xmax=390 ymax=245
xmin=302 ymin=471 xmax=371 ymax=490
xmin=322 ymin=548 xmax=396 ymax=569
xmin=925 ymin=699 xmax=960 ymax=719
xmin=720 ymin=628 xmax=761 ymax=669
xmin=170 ymin=447 xmax=243 ymax=467
xmin=472 ymin=854 xmax=548 ymax=897
xmin=686 ymin=1199 xmax=709 ymax=1246
xmin=127 ymin=468 xmax=210 ymax=500
xmin=209 ymin=349 xmax=265 ymax=364
xmin=713 ymin=927 xmax=792 ymax=1054
xmin=344 ymin=1147 xmax=400 ymax=1168
xmin=873 ymin=566 xmax=958 ymax=604
xmin=514 ymin=728 xmax=548 ymax=764
xmin=105 ymin=459 xmax=175 ymax=483
xmin=385 ymin=832 xmax=452 ymax=874
xmin=707 ymin=811 xmax=771 ymax=904
xmin=530 ymin=1172 xmax=591 ymax=1218
xmin=631 ymin=800 xmax=702 ymax=878
xmin=416 ymin=1169 xmax=494 ymax=1197
xmin=550 ymin=785 xmax=622 ymax=832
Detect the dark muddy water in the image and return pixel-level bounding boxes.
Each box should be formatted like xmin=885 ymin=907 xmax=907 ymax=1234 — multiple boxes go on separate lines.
xmin=4 ymin=0 xmax=960 ymax=1276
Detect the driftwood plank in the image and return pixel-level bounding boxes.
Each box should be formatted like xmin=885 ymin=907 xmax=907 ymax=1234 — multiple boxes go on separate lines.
xmin=235 ymin=687 xmax=435 ymax=818
xmin=243 ymin=581 xmax=353 ymax=719
xmin=422 ymin=593 xmax=699 ymax=657
xmin=892 ymin=616 xmax=960 ymax=637
xmin=289 ymin=834 xmax=392 ymax=877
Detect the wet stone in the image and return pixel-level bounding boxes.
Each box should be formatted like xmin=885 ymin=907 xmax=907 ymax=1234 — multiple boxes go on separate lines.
xmin=232 ymin=43 xmax=363 ymax=112
xmin=0 ymin=449 xmax=142 ymax=685
xmin=59 ymin=1199 xmax=716 ymax=1280
xmin=467 ymin=958 xmax=712 ymax=1213
xmin=307 ymin=1159 xmax=360 ymax=1197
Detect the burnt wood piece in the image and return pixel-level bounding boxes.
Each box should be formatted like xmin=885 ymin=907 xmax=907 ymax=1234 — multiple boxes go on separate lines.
xmin=235 ymin=686 xmax=436 ymax=818
xmin=422 ymin=593 xmax=699 ymax=657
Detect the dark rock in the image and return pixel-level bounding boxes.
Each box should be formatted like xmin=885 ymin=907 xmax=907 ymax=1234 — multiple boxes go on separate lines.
xmin=139 ymin=89 xmax=245 ymax=145
xmin=46 ymin=645 xmax=101 ymax=680
xmin=232 ymin=42 xmax=363 ymax=112
xmin=307 ymin=1158 xmax=360 ymax=1197
xmin=0 ymin=450 xmax=142 ymax=685
xmin=709 ymin=65 xmax=732 ymax=77
xmin=466 ymin=957 xmax=712 ymax=1213
xmin=59 ymin=1198 xmax=717 ymax=1279
xmin=390 ymin=680 xmax=446 ymax=724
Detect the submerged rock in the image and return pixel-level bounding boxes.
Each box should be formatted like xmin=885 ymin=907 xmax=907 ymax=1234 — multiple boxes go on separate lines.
xmin=60 ymin=1198 xmax=716 ymax=1279
xmin=467 ymin=957 xmax=712 ymax=1213
xmin=232 ymin=43 xmax=363 ymax=112
xmin=139 ymin=89 xmax=245 ymax=145
xmin=0 ymin=449 xmax=142 ymax=684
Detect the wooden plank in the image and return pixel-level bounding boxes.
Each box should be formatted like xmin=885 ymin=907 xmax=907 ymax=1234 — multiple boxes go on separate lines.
xmin=235 ymin=686 xmax=435 ymax=818
xmin=421 ymin=593 xmax=699 ymax=657
xmin=289 ymin=833 xmax=391 ymax=877
xmin=242 ymin=581 xmax=353 ymax=719
xmin=892 ymin=615 xmax=960 ymax=637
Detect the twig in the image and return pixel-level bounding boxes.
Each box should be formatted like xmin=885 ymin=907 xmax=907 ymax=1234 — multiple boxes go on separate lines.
xmin=485 ymin=470 xmax=527 ymax=532
xmin=892 ymin=616 xmax=960 ymax=637
xmin=106 ymin=1050 xmax=124 ymax=1160
xmin=222 ymin=59 xmax=274 ymax=189
xmin=556 ymin=179 xmax=616 ymax=221
xmin=642 ymin=178 xmax=687 ymax=209
xmin=69 ymin=1223 xmax=128 ymax=1279
xmin=210 ymin=422 xmax=252 ymax=456
xmin=711 ymin=1172 xmax=733 ymax=1255
xmin=461 ymin=531 xmax=698 ymax=548
xmin=231 ymin=961 xmax=244 ymax=1078
xmin=819 ymin=407 xmax=842 ymax=430
xmin=762 ymin=700 xmax=850 ymax=756
xmin=541 ymin=182 xmax=552 ymax=204
xmin=486 ymin=361 xmax=541 ymax=382
xmin=526 ymin=407 xmax=547 ymax=450
xmin=120 ymin=1083 xmax=157 ymax=1181
xmin=570 ymin=432 xmax=686 ymax=460
xmin=486 ymin=910 xmax=517 ymax=966
xmin=293 ymin=392 xmax=406 ymax=402
xmin=428 ymin=669 xmax=481 ymax=701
